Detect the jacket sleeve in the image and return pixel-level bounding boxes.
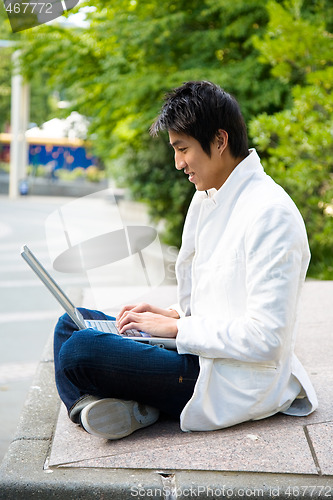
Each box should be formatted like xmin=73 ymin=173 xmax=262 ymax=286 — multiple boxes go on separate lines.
xmin=176 ymin=204 xmax=310 ymax=362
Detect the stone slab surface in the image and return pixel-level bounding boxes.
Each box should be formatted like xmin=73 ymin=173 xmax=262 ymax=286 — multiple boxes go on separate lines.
xmin=306 ymin=422 xmax=333 ymax=476
xmin=48 ymin=404 xmax=318 ymax=474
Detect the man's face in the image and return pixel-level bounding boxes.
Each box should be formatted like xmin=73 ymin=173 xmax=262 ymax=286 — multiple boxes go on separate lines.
xmin=168 ymin=131 xmax=226 ymax=191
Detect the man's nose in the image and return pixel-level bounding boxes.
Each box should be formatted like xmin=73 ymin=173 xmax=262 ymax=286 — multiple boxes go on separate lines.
xmin=175 ymin=155 xmax=187 ymax=170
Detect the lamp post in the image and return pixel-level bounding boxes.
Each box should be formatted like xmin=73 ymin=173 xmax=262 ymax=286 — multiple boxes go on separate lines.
xmin=9 ymin=49 xmax=30 ymax=198
xmin=0 ymin=40 xmax=30 ymax=198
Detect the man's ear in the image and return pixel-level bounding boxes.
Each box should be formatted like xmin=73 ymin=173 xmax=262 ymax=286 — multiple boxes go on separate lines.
xmin=216 ymin=129 xmax=228 ymax=154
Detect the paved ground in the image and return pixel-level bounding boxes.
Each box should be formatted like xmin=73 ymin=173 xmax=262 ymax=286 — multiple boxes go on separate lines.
xmin=0 ymin=190 xmax=169 ymax=463
xmin=0 ymin=194 xmax=84 ymax=462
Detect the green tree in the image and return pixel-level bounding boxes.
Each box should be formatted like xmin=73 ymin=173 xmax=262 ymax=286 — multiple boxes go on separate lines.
xmin=250 ymin=0 xmax=333 ymax=278
xmin=18 ymin=0 xmax=332 ymax=258
xmin=0 ymin=3 xmax=17 ymax=132
xmin=0 ymin=2 xmax=53 ymax=133
xmin=0 ymin=46 xmax=12 ymax=132
xmin=19 ymin=0 xmax=288 ymax=245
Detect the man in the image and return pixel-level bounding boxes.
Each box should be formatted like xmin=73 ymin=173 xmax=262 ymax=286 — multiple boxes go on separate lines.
xmin=54 ymin=81 xmax=317 ymax=439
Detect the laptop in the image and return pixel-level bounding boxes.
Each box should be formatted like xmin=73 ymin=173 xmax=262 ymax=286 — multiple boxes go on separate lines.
xmin=21 ymin=245 xmax=177 ymax=350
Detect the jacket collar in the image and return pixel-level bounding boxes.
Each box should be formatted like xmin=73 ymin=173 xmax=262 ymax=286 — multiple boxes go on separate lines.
xmin=205 ymin=149 xmax=264 ymax=206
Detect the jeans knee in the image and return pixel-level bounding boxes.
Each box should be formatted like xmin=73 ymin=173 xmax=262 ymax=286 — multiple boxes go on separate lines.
xmin=58 ymin=330 xmax=92 ymax=373
xmin=55 ymin=312 xmax=75 ymax=332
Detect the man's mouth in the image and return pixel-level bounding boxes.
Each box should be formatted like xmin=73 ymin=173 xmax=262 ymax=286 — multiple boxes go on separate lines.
xmin=186 ymin=171 xmax=195 ymax=182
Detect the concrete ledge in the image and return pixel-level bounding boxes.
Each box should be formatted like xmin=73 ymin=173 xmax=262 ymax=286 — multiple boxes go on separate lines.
xmin=1 ymin=282 xmax=333 ymax=499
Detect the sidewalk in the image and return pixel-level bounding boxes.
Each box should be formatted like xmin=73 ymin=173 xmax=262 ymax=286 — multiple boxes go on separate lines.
xmin=0 ymin=280 xmax=332 ymax=499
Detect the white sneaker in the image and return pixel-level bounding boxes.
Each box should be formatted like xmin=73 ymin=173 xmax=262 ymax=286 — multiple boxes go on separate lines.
xmin=80 ymin=398 xmax=160 ymax=440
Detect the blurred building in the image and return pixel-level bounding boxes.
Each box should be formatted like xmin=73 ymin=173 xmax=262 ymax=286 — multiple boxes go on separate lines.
xmin=0 ymin=112 xmax=100 ymax=173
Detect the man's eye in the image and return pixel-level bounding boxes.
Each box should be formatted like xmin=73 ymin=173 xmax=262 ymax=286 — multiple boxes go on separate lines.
xmin=179 ymin=148 xmax=187 ymax=152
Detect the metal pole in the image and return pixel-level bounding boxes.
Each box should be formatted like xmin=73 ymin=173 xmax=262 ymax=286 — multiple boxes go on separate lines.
xmin=9 ymin=50 xmax=30 ymax=199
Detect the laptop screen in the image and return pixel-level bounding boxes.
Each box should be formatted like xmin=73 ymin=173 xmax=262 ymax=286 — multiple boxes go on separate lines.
xmin=21 ymin=245 xmax=83 ymax=327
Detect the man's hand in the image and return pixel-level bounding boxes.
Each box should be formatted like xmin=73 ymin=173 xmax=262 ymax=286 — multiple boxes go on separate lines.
xmin=116 ymin=303 xmax=179 ymax=338
xmin=116 ymin=302 xmax=179 ymax=321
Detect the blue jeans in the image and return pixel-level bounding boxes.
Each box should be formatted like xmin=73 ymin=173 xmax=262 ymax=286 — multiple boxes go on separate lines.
xmin=54 ymin=308 xmax=200 ymax=419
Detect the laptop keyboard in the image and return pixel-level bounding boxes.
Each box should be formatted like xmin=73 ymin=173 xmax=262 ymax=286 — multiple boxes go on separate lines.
xmin=84 ymin=319 xmax=142 ymax=337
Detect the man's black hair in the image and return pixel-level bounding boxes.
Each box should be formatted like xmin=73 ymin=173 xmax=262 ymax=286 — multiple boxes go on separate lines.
xmin=150 ymin=81 xmax=248 ymax=159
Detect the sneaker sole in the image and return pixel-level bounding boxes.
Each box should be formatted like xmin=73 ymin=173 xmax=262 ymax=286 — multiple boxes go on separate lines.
xmin=80 ymin=398 xmax=159 ymax=440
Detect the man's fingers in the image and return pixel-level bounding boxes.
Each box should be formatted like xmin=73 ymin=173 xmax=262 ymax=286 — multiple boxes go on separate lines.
xmin=116 ymin=304 xmax=136 ymax=322
xmin=117 ymin=311 xmax=140 ymax=330
xmin=119 ymin=321 xmax=139 ymax=334
xmin=118 ymin=312 xmax=143 ymax=334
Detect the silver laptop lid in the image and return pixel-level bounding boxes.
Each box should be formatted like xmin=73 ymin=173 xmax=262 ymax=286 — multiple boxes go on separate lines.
xmin=21 ymin=245 xmax=85 ymax=329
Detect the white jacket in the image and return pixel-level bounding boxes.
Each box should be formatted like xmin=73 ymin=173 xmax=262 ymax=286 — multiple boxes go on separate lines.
xmin=175 ymin=149 xmax=318 ymax=432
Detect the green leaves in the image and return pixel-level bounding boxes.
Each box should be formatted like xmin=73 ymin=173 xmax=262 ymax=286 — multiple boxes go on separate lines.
xmin=8 ymin=0 xmax=332 ymax=276
xmin=250 ymin=0 xmax=333 ymax=278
